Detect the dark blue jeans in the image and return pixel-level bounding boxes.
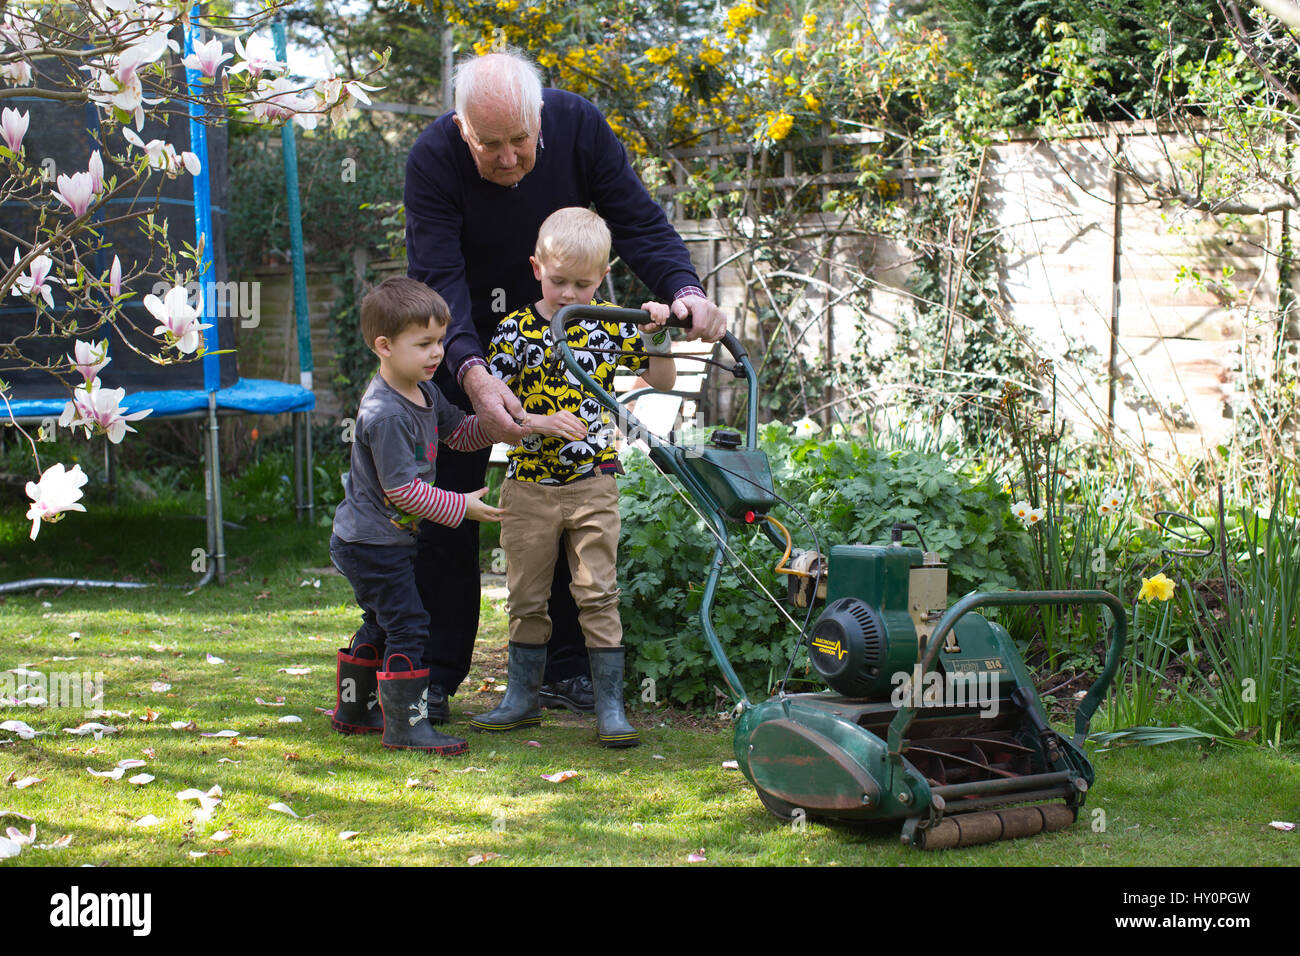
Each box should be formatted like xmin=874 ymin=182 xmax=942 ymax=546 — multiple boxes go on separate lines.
xmin=329 ymin=534 xmax=427 ymax=671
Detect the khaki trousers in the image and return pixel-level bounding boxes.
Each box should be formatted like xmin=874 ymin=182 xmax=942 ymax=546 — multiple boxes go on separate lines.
xmin=499 ymin=475 xmax=623 ymax=649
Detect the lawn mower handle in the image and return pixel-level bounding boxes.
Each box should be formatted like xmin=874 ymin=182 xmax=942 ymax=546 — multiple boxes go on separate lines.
xmin=549 ymin=304 xmax=756 ymax=450
xmin=885 ymin=589 xmax=1127 ymax=755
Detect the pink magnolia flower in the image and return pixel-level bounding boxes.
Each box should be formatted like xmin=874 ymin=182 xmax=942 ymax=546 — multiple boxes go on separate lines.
xmin=68 ymin=339 xmax=110 ymax=385
xmin=122 ymin=128 xmax=200 ymax=177
xmin=0 ymin=107 xmax=29 ymax=152
xmin=25 ymin=463 xmax=88 ymax=541
xmin=144 ymin=283 xmax=210 ymax=354
xmin=59 ymin=383 xmax=152 ymax=444
xmin=184 ymin=38 xmax=232 ymax=78
xmin=109 ymin=255 xmax=122 ymax=297
xmin=10 ymin=248 xmax=59 ymax=309
xmin=89 ymin=150 xmax=105 ymax=194
xmin=253 ymin=77 xmax=318 ymax=130
xmin=54 ymin=171 xmax=96 ymax=218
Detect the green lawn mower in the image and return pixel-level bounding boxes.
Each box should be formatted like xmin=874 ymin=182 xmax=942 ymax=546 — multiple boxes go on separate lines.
xmin=551 ymin=305 xmax=1126 ymax=850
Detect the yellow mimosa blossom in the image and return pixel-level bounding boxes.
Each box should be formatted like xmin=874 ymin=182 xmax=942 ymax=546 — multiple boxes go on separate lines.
xmin=646 ymin=46 xmax=676 ymax=65
xmin=1138 ymin=573 xmax=1176 ymax=603
xmin=701 ymin=46 xmax=724 ymax=66
xmin=802 ymin=12 xmax=817 ymax=33
xmin=537 ymin=51 xmax=558 ymax=68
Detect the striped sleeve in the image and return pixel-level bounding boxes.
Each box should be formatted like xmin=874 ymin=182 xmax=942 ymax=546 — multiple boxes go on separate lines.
xmin=384 ymin=479 xmax=467 ymax=528
xmin=444 ymin=414 xmax=491 ymax=452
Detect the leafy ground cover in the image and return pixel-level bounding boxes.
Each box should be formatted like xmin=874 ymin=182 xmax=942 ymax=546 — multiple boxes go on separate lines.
xmin=0 ymin=510 xmax=1296 ymax=867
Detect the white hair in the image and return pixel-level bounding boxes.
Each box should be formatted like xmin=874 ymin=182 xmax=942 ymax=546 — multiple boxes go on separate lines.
xmin=453 ymin=49 xmax=544 ymax=135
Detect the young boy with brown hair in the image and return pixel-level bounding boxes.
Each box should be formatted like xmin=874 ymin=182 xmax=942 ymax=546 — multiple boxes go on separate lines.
xmin=473 ymin=207 xmax=676 ymax=747
xmin=328 ymin=277 xmax=513 ymax=755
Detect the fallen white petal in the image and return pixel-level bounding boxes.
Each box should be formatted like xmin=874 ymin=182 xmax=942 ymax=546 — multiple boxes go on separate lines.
xmin=339 ymin=830 xmax=361 ymax=840
xmin=63 ymin=723 xmax=118 ymax=736
xmin=277 ymin=715 xmax=303 ymax=723
xmin=211 ymin=829 xmax=233 ymax=841
xmin=68 ymin=631 xmax=80 ymax=639
xmin=35 ymin=834 xmax=72 ymax=849
xmin=170 ymin=720 xmax=196 ymax=730
xmin=132 ymin=814 xmax=161 ymax=827
xmin=129 ymin=773 xmax=154 ymax=785
xmin=206 ymin=653 xmax=225 ymax=664
xmin=0 ymin=836 xmax=19 ymax=858
xmin=0 ymin=811 xmax=33 ymax=821
xmin=12 ymin=777 xmax=43 ymax=789
xmin=1269 ymin=821 xmax=1296 ymax=831
xmin=52 ymin=656 xmax=76 ymax=662
xmin=277 ymin=667 xmax=311 ymax=676
xmin=0 ymin=720 xmax=39 ymax=739
xmin=151 ymin=682 xmax=172 ymax=692
xmin=199 ymin=730 xmax=238 ymax=738
xmin=267 ymin=802 xmax=299 ymax=818
xmin=116 ymin=759 xmax=147 ymax=770
xmin=217 ymin=758 xmax=241 ymax=764
xmin=206 ymin=785 xmax=222 ymax=798
xmin=5 ymin=824 xmax=35 ymax=845
xmin=188 ymin=850 xmax=208 ymax=859
xmin=721 ymin=760 xmax=739 ymax=770
xmin=87 ymin=767 xmax=125 ymax=780
xmin=15 ymin=697 xmax=47 ymax=708
xmin=540 ymin=770 xmax=579 ymax=783
xmin=175 ymin=788 xmax=205 ymax=801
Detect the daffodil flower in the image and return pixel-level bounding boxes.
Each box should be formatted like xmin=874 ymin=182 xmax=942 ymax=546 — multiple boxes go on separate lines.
xmin=1138 ymin=572 xmax=1175 ymax=602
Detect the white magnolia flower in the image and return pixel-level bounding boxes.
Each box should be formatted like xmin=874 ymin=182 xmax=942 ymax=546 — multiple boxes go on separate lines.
xmin=10 ymin=249 xmax=59 ymax=309
xmin=89 ymin=150 xmax=105 ymax=194
xmin=143 ymin=282 xmax=209 ymax=353
xmin=228 ymin=33 xmax=281 ymax=78
xmin=25 ymin=463 xmax=89 ymax=540
xmin=0 ymin=60 xmax=33 ymax=86
xmin=122 ymin=127 xmax=200 ymax=177
xmin=183 ymin=38 xmax=232 ymax=78
xmin=59 ymin=383 xmax=152 ymax=443
xmin=109 ymin=255 xmax=123 ymax=297
xmin=68 ymin=339 xmax=111 ymax=384
xmin=253 ymin=76 xmax=318 ymax=130
xmin=0 ymin=106 xmax=29 ymax=152
xmin=54 ymin=171 xmax=96 ymax=218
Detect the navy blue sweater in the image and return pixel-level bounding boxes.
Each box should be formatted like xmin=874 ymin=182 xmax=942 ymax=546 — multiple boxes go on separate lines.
xmin=403 ymin=89 xmax=701 ymax=385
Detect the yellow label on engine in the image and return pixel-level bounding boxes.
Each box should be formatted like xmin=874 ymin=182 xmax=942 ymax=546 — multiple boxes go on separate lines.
xmin=811 ymin=637 xmax=846 ymax=661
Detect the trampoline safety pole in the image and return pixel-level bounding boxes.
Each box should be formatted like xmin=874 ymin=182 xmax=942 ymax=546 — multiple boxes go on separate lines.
xmin=273 ymin=19 xmax=314 ymax=524
xmin=187 ymin=7 xmax=225 ymax=584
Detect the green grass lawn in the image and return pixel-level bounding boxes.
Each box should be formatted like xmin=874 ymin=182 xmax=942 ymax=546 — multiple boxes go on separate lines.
xmin=1 ymin=509 xmax=1297 ymax=866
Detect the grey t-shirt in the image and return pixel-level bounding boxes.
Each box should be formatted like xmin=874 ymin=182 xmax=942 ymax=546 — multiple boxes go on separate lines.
xmin=332 ymin=374 xmax=466 ymax=546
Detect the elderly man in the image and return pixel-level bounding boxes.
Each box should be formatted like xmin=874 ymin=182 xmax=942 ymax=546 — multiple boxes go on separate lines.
xmin=404 ymin=50 xmax=726 ymax=721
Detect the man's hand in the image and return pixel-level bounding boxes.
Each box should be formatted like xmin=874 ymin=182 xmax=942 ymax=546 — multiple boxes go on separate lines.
xmin=527 ymin=410 xmax=588 ymax=442
xmin=463 ymin=365 xmax=528 ymax=443
xmin=463 ymin=486 xmax=503 ymax=524
xmin=671 ymin=294 xmax=726 ymax=343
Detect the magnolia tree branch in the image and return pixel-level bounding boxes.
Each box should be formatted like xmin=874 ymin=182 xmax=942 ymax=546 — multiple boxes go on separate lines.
xmin=0 ymin=0 xmax=386 ymax=540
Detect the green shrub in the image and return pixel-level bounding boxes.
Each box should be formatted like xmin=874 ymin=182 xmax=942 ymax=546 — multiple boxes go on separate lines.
xmin=617 ymin=423 xmax=1032 ymax=707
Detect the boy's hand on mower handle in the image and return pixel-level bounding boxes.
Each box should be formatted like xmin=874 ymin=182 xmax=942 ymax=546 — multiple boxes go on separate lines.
xmin=638 ymin=301 xmax=672 ymax=332
xmin=527 ymin=411 xmax=587 ymax=442
xmin=463 ymin=486 xmax=503 ymax=524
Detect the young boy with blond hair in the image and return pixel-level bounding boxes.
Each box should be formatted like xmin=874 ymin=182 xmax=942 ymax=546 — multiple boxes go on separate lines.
xmin=474 ymin=207 xmax=676 ymax=747
xmin=328 ymin=277 xmax=508 ymax=755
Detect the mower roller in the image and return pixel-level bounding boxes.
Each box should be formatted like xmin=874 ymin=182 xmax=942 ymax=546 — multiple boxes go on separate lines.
xmin=550 ymin=305 xmax=1126 ymax=850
